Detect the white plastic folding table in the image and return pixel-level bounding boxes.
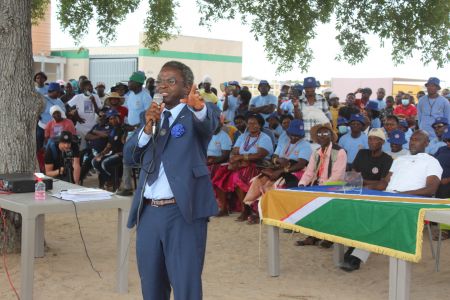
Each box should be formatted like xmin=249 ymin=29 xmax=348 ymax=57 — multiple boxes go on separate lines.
xmin=0 ymin=180 xmax=131 ymax=300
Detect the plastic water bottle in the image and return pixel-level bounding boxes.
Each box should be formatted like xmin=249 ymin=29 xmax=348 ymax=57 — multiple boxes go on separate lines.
xmin=35 ymin=178 xmax=46 ymax=201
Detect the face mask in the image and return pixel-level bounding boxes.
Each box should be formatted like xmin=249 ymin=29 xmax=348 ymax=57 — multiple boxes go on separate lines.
xmin=401 ymin=99 xmax=410 ymax=106
xmin=338 ymin=125 xmax=348 ymax=134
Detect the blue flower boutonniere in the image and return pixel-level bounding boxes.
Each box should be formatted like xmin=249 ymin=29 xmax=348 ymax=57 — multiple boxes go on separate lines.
xmin=171 ymin=123 xmax=185 ymax=138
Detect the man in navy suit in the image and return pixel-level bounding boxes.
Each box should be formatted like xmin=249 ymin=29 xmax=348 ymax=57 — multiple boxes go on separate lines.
xmin=124 ymin=61 xmax=220 ymax=299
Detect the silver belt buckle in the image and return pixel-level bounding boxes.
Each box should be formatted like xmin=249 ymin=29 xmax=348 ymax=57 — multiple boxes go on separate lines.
xmin=151 ymin=200 xmax=159 ymax=207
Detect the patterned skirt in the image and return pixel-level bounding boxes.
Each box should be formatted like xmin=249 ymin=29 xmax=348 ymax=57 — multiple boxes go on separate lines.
xmin=213 ymin=163 xmax=261 ymax=193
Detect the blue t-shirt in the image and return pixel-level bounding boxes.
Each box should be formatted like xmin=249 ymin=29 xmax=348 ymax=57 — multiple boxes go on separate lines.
xmin=417 ymin=95 xmax=450 ymax=138
xmin=87 ymin=123 xmax=111 ymax=152
xmin=223 ymin=95 xmax=239 ymax=125
xmin=124 ymin=90 xmax=152 ymax=126
xmin=269 ymin=124 xmax=284 ymax=144
xmin=274 ymin=139 xmax=312 ymax=161
xmin=207 ymin=130 xmax=232 ymax=157
xmin=39 ymin=96 xmax=66 ymax=128
xmin=427 ymin=138 xmax=446 ymax=155
xmin=249 ymin=94 xmax=278 ymax=125
xmin=371 ymin=118 xmax=381 ymax=129
xmin=382 ymin=140 xmax=391 ymax=153
xmin=403 ymin=128 xmax=413 ymax=150
xmin=278 ymin=131 xmax=289 ymax=146
xmin=339 ymin=132 xmax=369 ymax=163
xmin=36 ymin=85 xmax=49 ymax=96
xmin=234 ymin=131 xmax=273 ymax=158
xmin=376 ymin=99 xmax=386 ymax=110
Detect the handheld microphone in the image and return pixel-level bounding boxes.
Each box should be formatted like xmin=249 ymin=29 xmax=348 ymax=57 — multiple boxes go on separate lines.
xmin=152 ymin=93 xmax=164 ymax=135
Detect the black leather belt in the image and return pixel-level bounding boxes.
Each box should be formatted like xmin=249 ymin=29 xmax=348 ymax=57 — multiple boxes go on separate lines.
xmin=143 ymin=197 xmax=176 ymax=207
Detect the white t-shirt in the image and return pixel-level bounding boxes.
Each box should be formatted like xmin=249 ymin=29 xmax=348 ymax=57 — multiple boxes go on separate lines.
xmin=68 ymin=94 xmax=102 ymax=135
xmin=386 ymin=153 xmax=443 ymax=192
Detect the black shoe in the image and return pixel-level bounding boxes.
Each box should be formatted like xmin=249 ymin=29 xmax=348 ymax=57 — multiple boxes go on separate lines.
xmin=344 ymin=247 xmax=355 ymax=260
xmin=319 ymin=240 xmax=334 ymax=248
xmin=340 ymin=255 xmax=361 ymax=272
xmin=116 ymin=189 xmax=133 ymax=196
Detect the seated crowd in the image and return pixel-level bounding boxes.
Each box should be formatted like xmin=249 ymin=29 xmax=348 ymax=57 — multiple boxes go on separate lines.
xmin=36 ymin=72 xmax=450 ymax=272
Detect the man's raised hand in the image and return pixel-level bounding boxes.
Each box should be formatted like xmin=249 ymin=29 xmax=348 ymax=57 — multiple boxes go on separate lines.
xmin=181 ymin=84 xmax=205 ymax=111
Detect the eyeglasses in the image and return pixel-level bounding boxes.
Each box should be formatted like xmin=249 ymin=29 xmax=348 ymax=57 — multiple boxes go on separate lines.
xmin=433 ymin=124 xmax=446 ymax=129
xmin=155 ymin=78 xmax=178 ymax=86
xmin=317 ymin=132 xmax=331 ymax=137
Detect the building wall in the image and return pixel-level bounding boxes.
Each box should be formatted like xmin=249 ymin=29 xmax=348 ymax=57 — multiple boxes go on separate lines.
xmin=393 ymin=84 xmax=424 ymax=99
xmin=331 ymin=78 xmax=394 ymax=102
xmin=50 ymin=50 xmax=89 ymax=81
xmin=138 ymin=35 xmax=242 ymax=86
xmin=51 ymin=35 xmax=243 ymax=87
xmin=31 ymin=6 xmax=51 ymax=55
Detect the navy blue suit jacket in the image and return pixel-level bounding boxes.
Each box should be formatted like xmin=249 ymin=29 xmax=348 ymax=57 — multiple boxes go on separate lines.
xmin=124 ymin=102 xmax=220 ymax=228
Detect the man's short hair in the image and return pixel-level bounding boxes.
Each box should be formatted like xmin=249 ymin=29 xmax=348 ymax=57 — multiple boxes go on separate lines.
xmin=385 ymin=115 xmax=399 ymax=124
xmin=161 ymin=61 xmax=194 ymax=87
xmin=80 ymin=79 xmax=92 ymax=88
xmin=34 ymin=71 xmax=47 ymax=81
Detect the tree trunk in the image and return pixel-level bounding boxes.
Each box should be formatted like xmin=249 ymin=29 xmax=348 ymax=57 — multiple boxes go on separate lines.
xmin=0 ymin=0 xmax=42 ymax=253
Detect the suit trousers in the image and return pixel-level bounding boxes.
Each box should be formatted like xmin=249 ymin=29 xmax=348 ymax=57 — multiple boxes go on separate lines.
xmin=136 ymin=203 xmax=208 ymax=300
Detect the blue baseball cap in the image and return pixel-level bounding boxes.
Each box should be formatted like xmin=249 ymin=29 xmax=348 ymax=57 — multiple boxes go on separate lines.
xmin=287 ymin=119 xmax=305 ymax=137
xmin=106 ymin=109 xmax=120 ymax=118
xmin=265 ymin=112 xmax=279 ymax=121
xmin=292 ymin=83 xmax=303 ymax=94
xmin=425 ymin=77 xmax=441 ymax=90
xmin=432 ymin=117 xmax=449 ymax=127
xmin=228 ymin=80 xmax=240 ymax=87
xmin=303 ymin=77 xmax=319 ymax=88
xmin=48 ymin=82 xmax=61 ymax=92
xmin=365 ymin=101 xmax=380 ymax=111
xmin=349 ymin=113 xmax=365 ymax=125
xmin=337 ymin=117 xmax=348 ymax=126
xmin=388 ymin=129 xmax=407 ymax=145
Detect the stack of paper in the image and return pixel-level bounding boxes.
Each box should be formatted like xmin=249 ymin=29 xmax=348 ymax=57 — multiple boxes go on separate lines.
xmin=52 ymin=188 xmax=113 ymax=202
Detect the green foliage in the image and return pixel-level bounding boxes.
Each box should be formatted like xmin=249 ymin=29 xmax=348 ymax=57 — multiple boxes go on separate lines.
xmin=57 ymin=0 xmax=141 ymax=44
xmin=31 ymin=0 xmax=449 ymax=72
xmin=31 ymin=0 xmax=50 ymax=25
xmin=143 ymin=0 xmax=179 ymax=52
xmin=334 ymin=0 xmax=450 ymax=69
xmin=198 ymin=0 xmax=449 ymax=72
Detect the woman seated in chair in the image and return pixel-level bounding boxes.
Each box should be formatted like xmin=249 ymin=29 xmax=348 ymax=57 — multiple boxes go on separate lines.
xmin=92 ymin=109 xmax=125 ymax=190
xmin=207 ymin=115 xmax=233 ymax=216
xmin=243 ymin=119 xmax=312 ymax=208
xmin=214 ymin=112 xmax=273 ymax=222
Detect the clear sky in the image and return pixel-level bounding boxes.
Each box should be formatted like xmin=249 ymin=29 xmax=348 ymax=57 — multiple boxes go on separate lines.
xmin=50 ymin=0 xmax=449 ymax=86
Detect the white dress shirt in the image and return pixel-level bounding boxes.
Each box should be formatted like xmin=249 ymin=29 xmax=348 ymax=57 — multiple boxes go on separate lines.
xmin=138 ymin=103 xmax=207 ymax=199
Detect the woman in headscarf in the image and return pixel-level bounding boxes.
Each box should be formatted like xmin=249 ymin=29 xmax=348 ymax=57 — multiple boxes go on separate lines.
xmin=44 ymin=105 xmax=76 ymax=147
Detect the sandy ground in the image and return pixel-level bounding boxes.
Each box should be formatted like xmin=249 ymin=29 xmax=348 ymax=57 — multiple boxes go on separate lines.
xmin=1 ymin=179 xmax=450 ymax=299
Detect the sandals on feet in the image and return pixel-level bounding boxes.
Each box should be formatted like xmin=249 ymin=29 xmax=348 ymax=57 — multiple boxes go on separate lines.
xmin=294 ymin=236 xmax=320 ymax=246
xmin=246 ymin=214 xmax=260 ymax=225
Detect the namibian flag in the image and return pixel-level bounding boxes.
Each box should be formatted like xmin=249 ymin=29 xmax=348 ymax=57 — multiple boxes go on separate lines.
xmin=261 ymin=188 xmax=450 ymax=262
